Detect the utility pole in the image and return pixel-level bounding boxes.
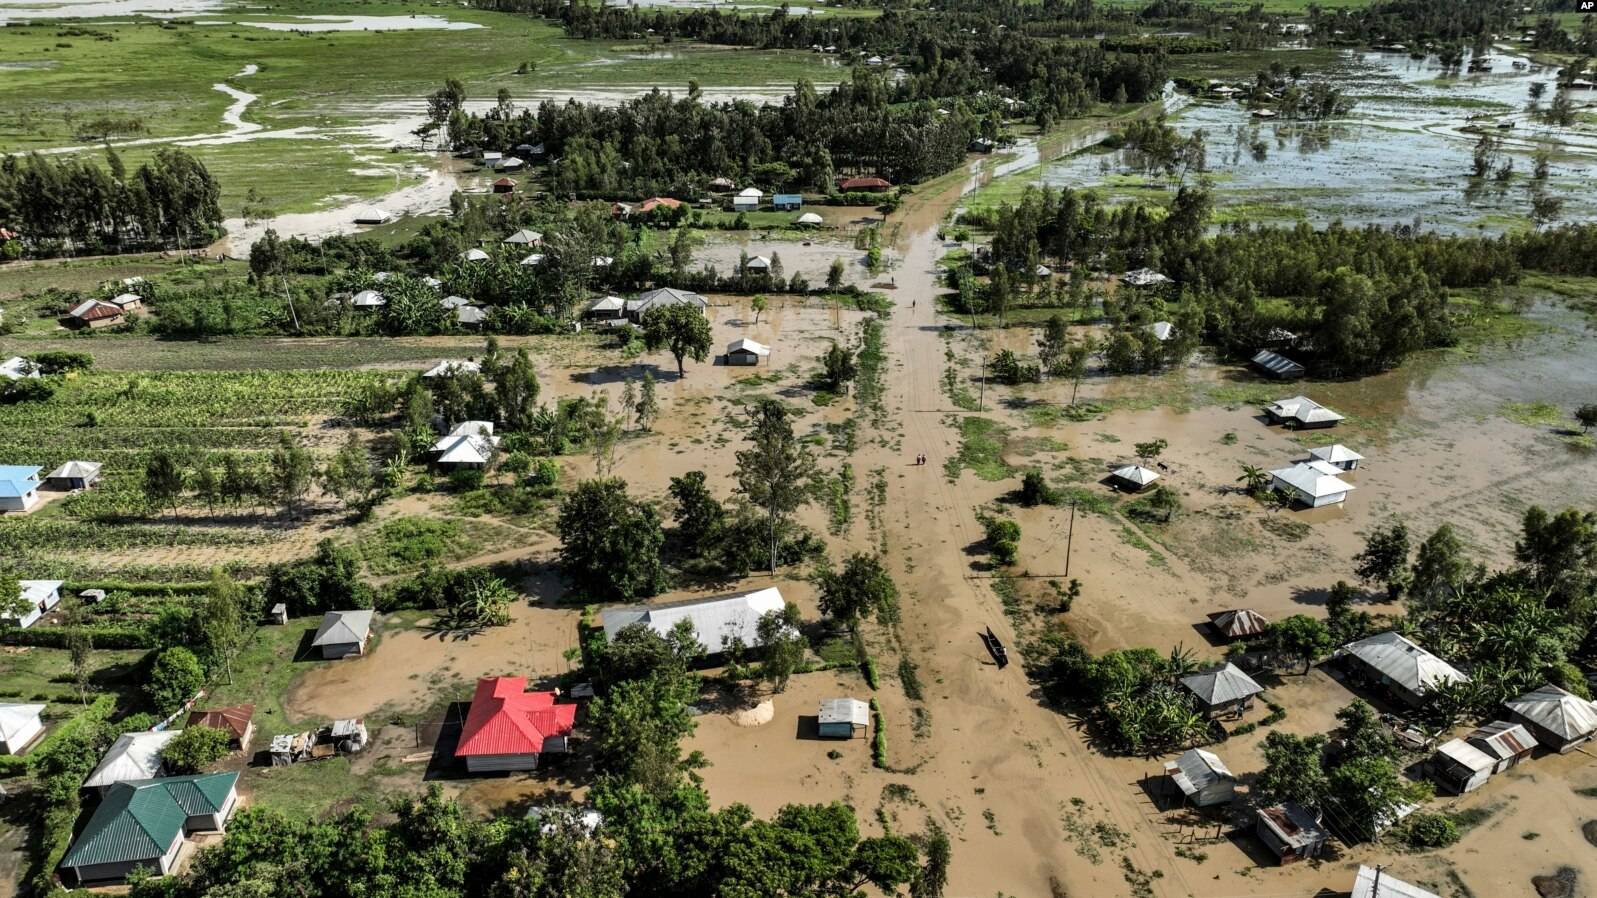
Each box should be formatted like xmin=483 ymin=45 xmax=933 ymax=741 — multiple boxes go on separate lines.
xmin=1064 ymin=498 xmax=1078 ymax=578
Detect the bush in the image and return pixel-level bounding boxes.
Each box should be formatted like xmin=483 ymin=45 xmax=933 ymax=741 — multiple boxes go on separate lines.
xmin=1399 ymin=812 xmax=1460 ymax=849
xmin=146 ymin=646 xmax=205 ymax=714
xmin=160 ymin=724 xmax=232 ymax=773
xmin=863 ymin=657 xmax=880 ymax=690
xmin=448 ymin=468 xmax=485 ymax=492
xmin=526 ymin=458 xmax=560 ymax=488
xmin=870 ymin=697 xmax=888 ymax=769
xmin=0 ymin=623 xmax=154 ymax=650
xmin=980 ymin=514 xmax=1021 ymax=565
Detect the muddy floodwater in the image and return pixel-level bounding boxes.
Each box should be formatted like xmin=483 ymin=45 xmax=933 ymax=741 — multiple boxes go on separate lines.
xmin=1039 ymin=49 xmax=1597 ymax=231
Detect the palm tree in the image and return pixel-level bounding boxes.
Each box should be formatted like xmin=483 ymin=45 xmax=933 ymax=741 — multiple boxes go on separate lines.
xmin=1237 ymin=463 xmax=1269 ymax=495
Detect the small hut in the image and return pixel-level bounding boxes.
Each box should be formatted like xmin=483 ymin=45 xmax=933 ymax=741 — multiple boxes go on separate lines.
xmin=311 ymin=610 xmax=373 ymax=660
xmin=1255 ymin=803 xmax=1327 ymax=864
xmin=1308 ymin=444 xmax=1363 ymax=471
xmin=1207 ymin=609 xmax=1269 ymax=642
xmin=1430 ymin=738 xmax=1495 ymax=794
xmin=1163 ymin=748 xmax=1236 ymax=807
xmin=818 ymin=698 xmax=870 ymax=739
xmin=1108 ymin=464 xmax=1160 ymax=492
xmin=1179 ymin=663 xmax=1265 ymax=718
xmin=726 ymin=338 xmax=771 ymax=367
xmin=1466 ymin=720 xmax=1536 ymax=772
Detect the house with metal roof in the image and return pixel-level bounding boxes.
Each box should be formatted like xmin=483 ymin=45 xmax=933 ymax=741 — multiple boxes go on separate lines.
xmin=1148 ymin=321 xmax=1174 ymax=341
xmin=1108 ymin=464 xmax=1160 ymax=493
xmin=432 ymin=420 xmax=499 ymax=467
xmin=45 ymin=460 xmax=102 ymax=491
xmin=745 ymin=255 xmax=772 ymax=272
xmin=1251 ymin=349 xmax=1306 ymax=379
xmin=5 ymin=579 xmax=63 ymax=630
xmin=460 ymin=248 xmax=491 ymax=263
xmin=630 ymin=287 xmax=707 ymax=321
xmin=107 ymin=292 xmax=144 ymax=312
xmin=838 ymin=176 xmax=892 ymax=192
xmin=352 ymin=206 xmax=390 ymax=225
xmin=796 ymin=212 xmax=823 ymax=226
xmin=1430 ymin=738 xmax=1495 ymax=794
xmin=1255 ymin=802 xmax=1327 ymax=864
xmin=60 ymin=772 xmax=239 ymax=886
xmin=772 ymin=193 xmax=803 ymax=211
xmin=84 ymin=731 xmax=179 ymax=792
xmin=422 ymin=359 xmax=481 ymax=379
xmin=1269 ymin=461 xmax=1356 ymax=508
xmin=1334 ymin=632 xmax=1468 ymax=706
xmin=726 ymin=338 xmax=771 ymax=366
xmin=66 ymin=299 xmax=126 ymax=329
xmin=1506 ymin=683 xmax=1597 ymax=753
xmin=350 ymin=289 xmax=386 ymax=309
xmin=457 ymin=305 xmax=486 ymax=327
xmin=1263 ymin=395 xmax=1344 ymax=428
xmin=1466 ymin=720 xmax=1536 ymax=772
xmin=1350 ymin=866 xmax=1439 ymax=898
xmin=818 ymin=698 xmax=870 ymax=739
xmin=311 ymin=610 xmax=374 ymax=660
xmin=1164 ymin=748 xmax=1236 ymax=807
xmin=503 ymin=229 xmax=543 ymax=245
xmin=1180 ymin=663 xmax=1265 ymax=718
xmin=184 ymin=705 xmax=255 ymax=751
xmin=0 ymin=703 xmax=45 ymax=755
xmin=602 ymin=587 xmax=787 ymax=656
xmin=1207 ymin=609 xmax=1269 ymax=641
xmin=1122 ymin=267 xmax=1171 ymax=288
xmin=0 ymin=465 xmax=43 ymax=513
xmin=455 ymin=676 xmax=576 ymax=773
xmin=1308 ymin=443 xmax=1363 ymax=471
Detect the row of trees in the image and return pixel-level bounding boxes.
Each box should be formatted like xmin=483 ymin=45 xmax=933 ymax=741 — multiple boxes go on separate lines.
xmin=0 ymin=148 xmax=224 ymax=258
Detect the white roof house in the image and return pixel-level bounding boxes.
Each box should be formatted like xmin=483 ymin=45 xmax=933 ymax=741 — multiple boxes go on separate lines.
xmin=1350 ymin=865 xmax=1440 ymax=898
xmin=819 ymin=698 xmax=870 ymax=728
xmin=519 ymin=253 xmax=546 ymax=267
xmin=1264 ymin=395 xmax=1344 ymax=428
xmin=601 ymin=587 xmax=787 ymax=655
xmin=1431 ymin=737 xmax=1496 ymax=794
xmin=1 ymin=357 xmax=39 ymax=381
xmin=736 ymin=187 xmax=763 ymax=199
xmin=0 ymin=703 xmax=45 ymax=755
xmin=1035 ymin=264 xmax=1053 ymax=277
xmin=1336 ymin=631 xmax=1468 ymax=705
xmin=584 ymin=295 xmax=629 ymax=316
xmin=1308 ymin=444 xmax=1364 ymax=470
xmin=503 ymin=229 xmax=543 ymax=245
xmin=1148 ymin=321 xmax=1174 ymax=341
xmin=591 ymin=255 xmax=615 ymax=268
xmin=422 ymin=359 xmax=481 ymax=379
xmin=46 ymin=460 xmax=103 ymax=483
xmin=796 ymin=212 xmax=824 ymax=226
xmin=460 ymin=248 xmax=491 ymax=263
xmin=440 ymin=295 xmax=471 ymax=310
xmin=1506 ymin=684 xmax=1597 ymax=752
xmin=108 ymin=292 xmax=143 ymax=309
xmin=311 ymin=610 xmax=374 ymax=659
xmin=1269 ymin=462 xmax=1355 ymax=508
xmin=84 ymin=731 xmax=179 ymax=790
xmin=1164 ymin=748 xmax=1237 ymax=807
xmin=1180 ymin=663 xmax=1265 ymax=711
xmin=432 ymin=421 xmax=499 ymax=466
xmin=1109 ymin=464 xmax=1160 ymax=491
xmin=745 ymin=255 xmax=772 ymax=271
xmin=351 ymin=290 xmax=386 ymax=309
xmin=456 ymin=306 xmax=487 ymax=326
xmin=1122 ymin=267 xmax=1171 ymax=287
xmin=5 ymin=580 xmax=64 ymax=630
xmin=352 ymin=206 xmax=390 ymax=224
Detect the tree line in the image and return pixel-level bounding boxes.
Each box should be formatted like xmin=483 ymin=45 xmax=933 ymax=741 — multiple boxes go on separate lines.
xmin=0 ymin=148 xmax=224 ymax=260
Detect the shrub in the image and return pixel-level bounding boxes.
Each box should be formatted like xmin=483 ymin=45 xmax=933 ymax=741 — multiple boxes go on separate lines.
xmin=146 ymin=646 xmax=204 ymax=714
xmin=160 ymin=725 xmax=232 ymax=773
xmin=448 ymin=468 xmax=485 ymax=492
xmin=870 ymin=698 xmax=888 ymax=769
xmin=1399 ymin=812 xmax=1460 ymax=849
xmin=980 ymin=514 xmax=1021 ymax=565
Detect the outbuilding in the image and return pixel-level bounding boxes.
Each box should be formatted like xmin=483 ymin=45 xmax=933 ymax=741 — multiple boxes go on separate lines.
xmin=503 ymin=229 xmax=542 ymax=245
xmin=0 ymin=465 xmax=43 ymax=513
xmin=5 ymin=579 xmax=63 ymax=630
xmin=66 ymin=299 xmax=125 ymax=329
xmin=1255 ymin=803 xmax=1327 ymax=864
xmin=1108 ymin=464 xmax=1160 ymax=492
xmin=1466 ymin=720 xmax=1536 ymax=772
xmin=351 ymin=290 xmax=386 ymax=309
xmin=726 ymin=338 xmax=771 ymax=366
xmin=59 ymin=772 xmax=239 ymax=886
xmin=108 ymin=292 xmax=144 ymax=312
xmin=492 ymin=178 xmax=516 ymax=194
xmin=45 ymin=460 xmax=103 ymax=491
xmin=83 ymin=731 xmax=179 ymax=793
xmin=1251 ymin=349 xmax=1306 ymax=379
xmin=1430 ymin=738 xmax=1495 ymax=794
xmin=352 ymin=206 xmax=390 ymax=225
xmin=0 ymin=703 xmax=45 ymax=754
xmin=455 ymin=676 xmax=577 ymax=773
xmin=1269 ymin=461 xmax=1356 ymax=508
xmin=1180 ymin=663 xmax=1265 ymax=718
xmin=1335 ymin=631 xmax=1468 ymax=706
xmin=311 ymin=610 xmax=374 ymax=659
xmin=818 ymin=698 xmax=870 ymax=739
xmin=1506 ymin=683 xmax=1597 ymax=753
xmin=185 ymin=705 xmax=256 ymax=751
xmin=1308 ymin=444 xmax=1363 ymax=471
xmin=796 ymin=212 xmax=824 ymax=226
xmin=838 ymin=176 xmax=892 ymax=192
xmin=1207 ymin=608 xmax=1269 ymax=641
xmin=1164 ymin=748 xmax=1237 ymax=807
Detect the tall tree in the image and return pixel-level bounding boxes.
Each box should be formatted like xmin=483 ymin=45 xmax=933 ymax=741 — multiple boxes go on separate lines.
xmin=734 ymin=399 xmax=818 ymax=573
xmin=756 ymin=601 xmax=807 ymax=692
xmin=496 ymin=347 xmax=542 ymax=433
xmin=143 ymin=448 xmax=188 ymax=519
xmin=1354 ymin=519 xmax=1411 ymax=600
xmin=320 ymin=433 xmax=378 ymax=515
xmin=641 ymin=304 xmax=713 ymax=377
xmin=818 ymin=553 xmax=898 ymax=631
xmin=200 ymin=567 xmax=248 ymax=685
xmin=557 ymin=478 xmax=665 ymax=602
xmin=269 ymin=433 xmax=315 ymax=516
xmin=635 ymin=372 xmax=659 ymax=431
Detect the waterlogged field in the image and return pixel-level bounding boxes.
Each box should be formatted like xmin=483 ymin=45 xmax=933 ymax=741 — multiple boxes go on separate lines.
xmin=989 ymin=48 xmax=1597 ymax=232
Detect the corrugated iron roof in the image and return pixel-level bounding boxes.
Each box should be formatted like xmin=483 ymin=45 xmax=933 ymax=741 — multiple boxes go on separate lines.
xmin=455 ymin=677 xmax=576 ymax=757
xmin=1208 ymin=609 xmax=1269 ymax=638
xmin=185 ymin=704 xmax=254 ymax=741
xmin=1507 ymin=684 xmax=1597 ymax=741
xmin=311 ymin=610 xmax=373 ymax=647
xmin=1467 ymin=720 xmax=1537 ymax=759
xmin=62 ymin=773 xmax=236 ymax=869
xmin=1337 ymin=631 xmax=1468 ymax=697
xmin=1180 ymin=663 xmax=1264 ymax=706
xmin=601 ymin=587 xmax=786 ymax=654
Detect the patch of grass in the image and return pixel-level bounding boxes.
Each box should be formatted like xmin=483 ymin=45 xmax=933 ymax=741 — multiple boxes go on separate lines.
xmin=243 ymin=755 xmax=381 ymax=818
xmin=944 ymin=416 xmax=1014 ymax=481
xmin=897 ymin=657 xmax=924 ymax=701
xmin=1259 ymin=515 xmax=1312 ymax=542
xmin=1500 ymin=401 xmax=1567 ymax=428
xmin=1117 ymin=524 xmax=1167 ymax=567
xmin=815 ymin=635 xmax=859 ymax=669
xmin=355 ymin=517 xmax=472 ymax=575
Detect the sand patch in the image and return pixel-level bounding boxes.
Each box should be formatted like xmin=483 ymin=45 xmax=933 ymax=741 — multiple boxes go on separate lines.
xmin=730 ymin=699 xmax=774 ymax=727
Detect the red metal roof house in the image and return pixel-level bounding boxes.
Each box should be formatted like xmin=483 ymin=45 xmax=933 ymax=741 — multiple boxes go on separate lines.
xmin=838 ymin=176 xmax=892 ymax=193
xmin=455 ymin=677 xmax=576 ymax=773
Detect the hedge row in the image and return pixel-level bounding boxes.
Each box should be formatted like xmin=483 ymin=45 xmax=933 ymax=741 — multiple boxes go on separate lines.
xmin=870 ymin=697 xmax=887 ymax=770
xmin=0 ymin=623 xmax=154 ymax=650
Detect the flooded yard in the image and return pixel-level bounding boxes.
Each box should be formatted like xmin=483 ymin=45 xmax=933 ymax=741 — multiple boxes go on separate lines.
xmin=1036 ymin=49 xmax=1597 ymax=231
